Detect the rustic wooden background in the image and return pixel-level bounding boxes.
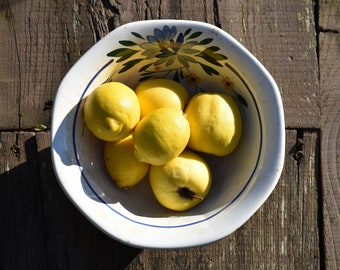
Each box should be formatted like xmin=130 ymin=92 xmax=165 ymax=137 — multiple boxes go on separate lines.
xmin=0 ymin=0 xmax=339 ymax=269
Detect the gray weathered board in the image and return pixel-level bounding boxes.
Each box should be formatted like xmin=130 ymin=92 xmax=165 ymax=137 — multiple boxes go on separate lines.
xmin=0 ymin=0 xmax=339 ymax=269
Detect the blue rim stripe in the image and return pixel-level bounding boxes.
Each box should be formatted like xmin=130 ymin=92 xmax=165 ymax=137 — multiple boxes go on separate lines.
xmin=72 ymin=59 xmax=263 ymax=228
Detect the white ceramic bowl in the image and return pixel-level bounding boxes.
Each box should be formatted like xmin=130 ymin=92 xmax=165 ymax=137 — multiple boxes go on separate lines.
xmin=51 ymin=20 xmax=285 ymax=248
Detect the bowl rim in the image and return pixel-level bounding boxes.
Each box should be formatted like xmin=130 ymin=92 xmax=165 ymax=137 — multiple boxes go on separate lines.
xmin=51 ymin=19 xmax=285 ymax=248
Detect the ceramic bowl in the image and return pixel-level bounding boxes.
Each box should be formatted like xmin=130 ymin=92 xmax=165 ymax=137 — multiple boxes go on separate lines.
xmin=51 ymin=20 xmax=285 ymax=248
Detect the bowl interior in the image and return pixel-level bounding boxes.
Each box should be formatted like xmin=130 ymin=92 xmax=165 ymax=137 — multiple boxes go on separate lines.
xmin=72 ymin=23 xmax=261 ymax=222
xmin=52 ymin=20 xmax=283 ymax=246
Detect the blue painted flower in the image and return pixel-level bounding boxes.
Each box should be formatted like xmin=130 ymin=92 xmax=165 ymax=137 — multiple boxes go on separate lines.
xmin=138 ymin=25 xmax=199 ymax=67
xmin=146 ymin=25 xmax=177 ymax=44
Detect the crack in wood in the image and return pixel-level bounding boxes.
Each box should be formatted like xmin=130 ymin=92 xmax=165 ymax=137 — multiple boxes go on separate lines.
xmin=317 ymin=26 xmax=339 ymax=34
xmin=213 ymin=0 xmax=221 ymax=28
xmin=3 ymin=0 xmax=22 ymax=129
xmin=100 ymin=0 xmax=120 ymax=31
xmin=144 ymin=0 xmax=160 ymax=20
xmin=88 ymin=0 xmax=121 ymax=40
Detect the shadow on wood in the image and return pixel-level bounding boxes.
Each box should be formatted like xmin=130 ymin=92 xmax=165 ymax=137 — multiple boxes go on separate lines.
xmin=0 ymin=134 xmax=142 ymax=270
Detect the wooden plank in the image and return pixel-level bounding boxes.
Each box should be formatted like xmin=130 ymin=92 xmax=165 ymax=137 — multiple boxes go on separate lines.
xmin=126 ymin=130 xmax=320 ymax=269
xmin=0 ymin=0 xmax=319 ymax=129
xmin=0 ymin=131 xmax=143 ymax=269
xmin=319 ymin=32 xmax=340 ymax=269
xmin=316 ymin=1 xmax=339 ymax=267
xmin=217 ymin=1 xmax=320 ymax=128
xmin=0 ymin=0 xmax=96 ymax=130
xmin=0 ymin=131 xmax=49 ymax=269
xmin=0 ymin=0 xmax=327 ymax=269
xmin=36 ymin=132 xmax=143 ymax=269
xmin=0 ymin=132 xmax=321 ymax=269
xmin=0 ymin=1 xmax=20 ymax=129
xmin=319 ymin=0 xmax=340 ymax=32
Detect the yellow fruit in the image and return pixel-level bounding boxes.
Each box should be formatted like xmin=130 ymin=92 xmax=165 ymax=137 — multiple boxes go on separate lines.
xmin=135 ymin=78 xmax=189 ymax=117
xmin=133 ymin=107 xmax=190 ymax=166
xmin=184 ymin=92 xmax=242 ymax=156
xmin=104 ymin=135 xmax=150 ymax=189
xmin=84 ymin=82 xmax=140 ymax=141
xmin=149 ymin=150 xmax=212 ymax=211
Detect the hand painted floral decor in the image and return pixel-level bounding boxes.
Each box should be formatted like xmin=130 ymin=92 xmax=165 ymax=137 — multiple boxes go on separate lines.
xmin=106 ymin=25 xmax=247 ymax=107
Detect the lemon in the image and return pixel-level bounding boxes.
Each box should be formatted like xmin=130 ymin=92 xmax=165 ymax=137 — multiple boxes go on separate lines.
xmin=184 ymin=92 xmax=242 ymax=156
xmin=149 ymin=149 xmax=212 ymax=211
xmin=135 ymin=78 xmax=189 ymax=117
xmin=133 ymin=107 xmax=190 ymax=165
xmin=84 ymin=82 xmax=140 ymax=141
xmin=104 ymin=135 xmax=150 ymax=189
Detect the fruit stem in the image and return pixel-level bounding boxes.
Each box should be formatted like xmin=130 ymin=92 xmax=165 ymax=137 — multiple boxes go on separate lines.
xmin=192 ymin=194 xmax=204 ymax=201
xmin=177 ymin=187 xmax=203 ymax=201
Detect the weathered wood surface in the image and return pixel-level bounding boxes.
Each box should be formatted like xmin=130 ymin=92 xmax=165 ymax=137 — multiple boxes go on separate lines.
xmin=318 ymin=0 xmax=340 ymax=267
xmin=0 ymin=130 xmax=321 ymax=269
xmin=0 ymin=0 xmax=339 ymax=269
xmin=0 ymin=0 xmax=320 ymax=129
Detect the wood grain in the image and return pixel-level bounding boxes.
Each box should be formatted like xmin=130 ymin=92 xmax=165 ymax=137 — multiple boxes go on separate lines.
xmin=0 ymin=0 xmax=96 ymax=130
xmin=0 ymin=1 xmax=20 ymax=129
xmin=0 ymin=130 xmax=320 ymax=269
xmin=214 ymin=1 xmax=320 ymax=128
xmin=1 ymin=0 xmax=338 ymax=269
xmin=0 ymin=0 xmax=320 ymax=129
xmin=319 ymin=31 xmax=340 ymax=269
xmin=0 ymin=132 xmax=142 ymax=270
xmin=318 ymin=1 xmax=340 ymax=268
xmin=319 ymin=0 xmax=340 ymax=32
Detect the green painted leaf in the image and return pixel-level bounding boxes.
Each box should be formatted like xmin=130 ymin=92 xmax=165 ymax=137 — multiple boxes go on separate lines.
xmin=179 ymin=69 xmax=184 ymax=79
xmin=165 ymin=55 xmax=176 ymax=66
xmin=181 ymin=42 xmax=198 ymax=50
xmin=107 ymin=48 xmax=127 ymax=57
xmin=187 ymin=31 xmax=202 ymax=39
xmin=196 ymin=53 xmax=221 ymax=66
xmin=154 ymin=57 xmax=169 ymax=66
xmin=139 ymin=75 xmax=155 ymax=81
xmin=139 ymin=42 xmax=158 ymax=50
xmin=177 ymin=55 xmax=190 ymax=68
xmin=198 ymin=62 xmax=219 ymax=75
xmin=196 ymin=47 xmax=228 ymax=65
xmin=119 ymin=58 xmax=143 ymax=73
xmin=173 ymin=70 xmax=180 ymax=82
xmin=141 ymin=70 xmax=157 ymax=76
xmin=181 ymin=54 xmax=196 ymax=63
xmin=119 ymin=40 xmax=137 ymax=46
xmin=184 ymin=28 xmax=192 ymax=37
xmin=141 ymin=48 xmax=159 ymax=59
xmin=131 ymin=32 xmax=145 ymax=40
xmin=119 ymin=49 xmax=139 ymax=62
xmin=177 ymin=54 xmax=196 ymax=68
xmin=139 ymin=63 xmax=153 ymax=72
xmin=198 ymin=38 xmax=213 ymax=45
xmin=206 ymin=46 xmax=220 ymax=52
xmin=236 ymin=92 xmax=248 ymax=107
xmin=213 ymin=52 xmax=228 ymax=60
xmin=107 ymin=48 xmax=139 ymax=62
xmin=180 ymin=48 xmax=200 ymax=55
